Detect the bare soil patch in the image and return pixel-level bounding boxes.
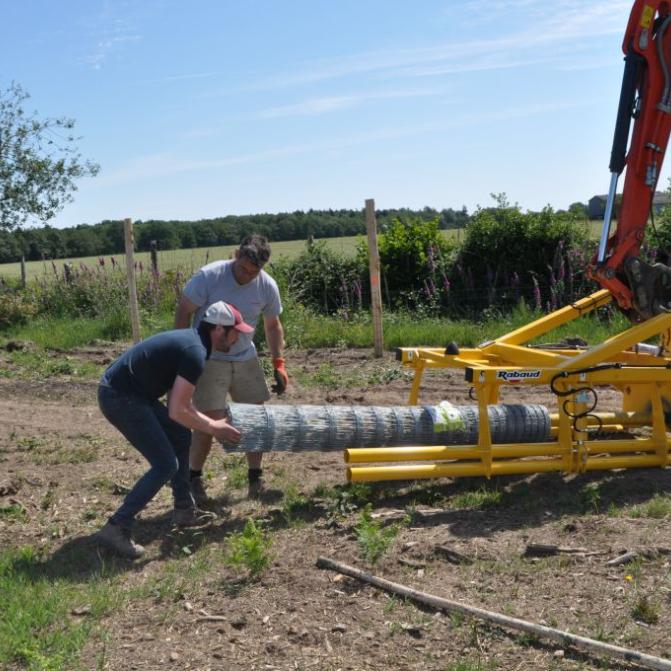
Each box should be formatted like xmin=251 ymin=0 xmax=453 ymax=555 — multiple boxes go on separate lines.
xmin=1 ymin=347 xmax=670 ymax=670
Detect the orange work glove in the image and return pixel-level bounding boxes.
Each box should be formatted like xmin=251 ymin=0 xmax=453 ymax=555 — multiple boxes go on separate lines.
xmin=271 ymin=357 xmax=289 ymax=395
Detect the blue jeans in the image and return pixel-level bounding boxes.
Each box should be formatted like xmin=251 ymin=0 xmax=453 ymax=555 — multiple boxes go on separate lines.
xmin=98 ymin=384 xmax=194 ymax=528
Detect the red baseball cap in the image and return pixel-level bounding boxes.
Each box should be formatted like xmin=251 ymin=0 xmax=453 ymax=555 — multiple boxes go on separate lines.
xmin=202 ymin=301 xmax=254 ymax=333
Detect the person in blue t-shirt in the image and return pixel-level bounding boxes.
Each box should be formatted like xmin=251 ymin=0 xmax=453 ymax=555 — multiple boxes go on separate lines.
xmin=94 ymin=301 xmax=254 ymax=559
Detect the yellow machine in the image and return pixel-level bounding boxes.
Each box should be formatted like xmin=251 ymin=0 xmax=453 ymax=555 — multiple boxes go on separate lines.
xmin=347 ymin=290 xmax=671 ymax=482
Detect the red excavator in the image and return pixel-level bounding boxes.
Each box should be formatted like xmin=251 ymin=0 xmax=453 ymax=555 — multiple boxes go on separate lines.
xmin=590 ymin=0 xmax=671 ymax=320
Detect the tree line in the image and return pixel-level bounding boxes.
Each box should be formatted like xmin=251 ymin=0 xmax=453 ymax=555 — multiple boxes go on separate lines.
xmin=0 ymin=207 xmax=470 ymax=264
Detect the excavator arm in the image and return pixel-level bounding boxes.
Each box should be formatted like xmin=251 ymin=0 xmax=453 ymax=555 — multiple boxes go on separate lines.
xmin=590 ymin=0 xmax=671 ymax=319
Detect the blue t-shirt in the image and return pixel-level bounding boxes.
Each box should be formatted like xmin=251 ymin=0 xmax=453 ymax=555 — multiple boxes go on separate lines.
xmin=182 ymin=259 xmax=282 ymax=362
xmin=101 ymin=329 xmax=206 ymax=400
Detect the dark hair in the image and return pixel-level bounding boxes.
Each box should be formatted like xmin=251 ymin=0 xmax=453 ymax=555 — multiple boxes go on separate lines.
xmin=239 ymin=234 xmax=271 ymax=267
xmin=197 ymin=321 xmax=234 ymax=358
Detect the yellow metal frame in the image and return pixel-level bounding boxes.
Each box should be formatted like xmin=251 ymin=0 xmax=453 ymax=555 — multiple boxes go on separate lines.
xmin=347 ymin=290 xmax=671 ymax=482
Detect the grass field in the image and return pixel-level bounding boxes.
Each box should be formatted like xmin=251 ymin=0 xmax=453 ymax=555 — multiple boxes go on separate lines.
xmin=1 ymin=299 xmax=629 ymax=357
xmin=0 ymin=229 xmax=478 ymax=281
xmin=0 ymin=236 xmax=361 ymax=281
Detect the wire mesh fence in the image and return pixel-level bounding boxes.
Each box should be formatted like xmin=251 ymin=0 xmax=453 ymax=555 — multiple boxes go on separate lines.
xmin=222 ymin=402 xmax=551 ymax=453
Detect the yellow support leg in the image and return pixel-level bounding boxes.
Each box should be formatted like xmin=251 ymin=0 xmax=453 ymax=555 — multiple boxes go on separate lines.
xmin=650 ymin=383 xmax=669 ymax=467
xmin=476 ymin=383 xmax=493 ymax=477
xmin=407 ymin=360 xmax=425 ymax=406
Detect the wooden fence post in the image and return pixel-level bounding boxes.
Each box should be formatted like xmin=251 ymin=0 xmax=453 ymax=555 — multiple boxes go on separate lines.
xmin=365 ymin=199 xmax=384 ymax=357
xmin=123 ymin=218 xmax=142 ymax=343
xmin=150 ymin=240 xmax=158 ymax=275
xmin=20 ymin=255 xmax=26 ymax=289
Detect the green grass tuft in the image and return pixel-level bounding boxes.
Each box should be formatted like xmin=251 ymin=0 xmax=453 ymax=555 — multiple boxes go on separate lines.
xmin=225 ymin=519 xmax=272 ymax=579
xmin=630 ymin=493 xmax=671 ymax=519
xmin=631 ymin=595 xmax=660 ymax=624
xmin=580 ymin=482 xmax=603 ymax=513
xmin=0 ymin=503 xmax=28 ymax=522
xmin=447 ymin=485 xmax=502 ymax=510
xmin=354 ymin=504 xmax=402 ymax=564
xmin=222 ymin=454 xmax=248 ymax=489
xmin=0 ymin=547 xmax=92 ymax=670
xmin=281 ymin=484 xmax=311 ymax=525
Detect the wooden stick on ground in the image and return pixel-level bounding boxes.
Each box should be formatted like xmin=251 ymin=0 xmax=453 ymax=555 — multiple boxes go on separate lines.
xmin=434 ymin=544 xmax=474 ymax=565
xmin=523 ymin=543 xmax=607 ymax=558
xmin=606 ymin=551 xmax=639 ymax=566
xmin=316 ymin=556 xmax=671 ymax=671
xmin=195 ymin=609 xmax=227 ymax=623
xmin=606 ymin=547 xmax=671 ymax=566
xmin=524 ymin=543 xmax=587 ymax=556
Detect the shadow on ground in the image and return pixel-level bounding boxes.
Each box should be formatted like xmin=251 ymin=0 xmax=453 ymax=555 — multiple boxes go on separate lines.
xmin=8 ymin=466 xmax=671 ymax=583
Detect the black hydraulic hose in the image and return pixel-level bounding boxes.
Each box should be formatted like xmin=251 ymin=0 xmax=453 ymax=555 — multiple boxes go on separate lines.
xmin=549 ymin=364 xmax=625 ymax=434
xmin=549 ymin=364 xmax=622 ymax=395
xmin=657 ymin=15 xmax=671 ymax=104
xmin=610 ymin=50 xmax=645 ymax=175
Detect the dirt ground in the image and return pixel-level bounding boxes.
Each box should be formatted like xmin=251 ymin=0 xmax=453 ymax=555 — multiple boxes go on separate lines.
xmin=1 ymin=346 xmax=671 ymax=671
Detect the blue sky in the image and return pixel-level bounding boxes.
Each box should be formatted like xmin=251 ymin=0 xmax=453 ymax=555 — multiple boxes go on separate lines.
xmin=3 ymin=0 xmax=641 ymax=228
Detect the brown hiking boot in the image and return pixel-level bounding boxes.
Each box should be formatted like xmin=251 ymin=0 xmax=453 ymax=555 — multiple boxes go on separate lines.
xmin=190 ymin=476 xmax=210 ymax=507
xmin=94 ymin=521 xmax=145 ymax=559
xmin=247 ymin=476 xmax=265 ymax=500
xmin=173 ymin=506 xmax=218 ymax=527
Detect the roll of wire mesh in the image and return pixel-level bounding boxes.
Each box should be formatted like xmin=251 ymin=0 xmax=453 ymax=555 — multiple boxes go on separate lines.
xmin=222 ymin=402 xmax=551 ymax=453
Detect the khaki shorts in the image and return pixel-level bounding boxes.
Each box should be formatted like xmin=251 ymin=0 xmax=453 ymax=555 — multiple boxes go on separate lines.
xmin=192 ymin=357 xmax=270 ymax=412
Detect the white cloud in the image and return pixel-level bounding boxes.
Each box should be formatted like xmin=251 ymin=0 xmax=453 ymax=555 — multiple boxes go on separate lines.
xmin=179 ymin=126 xmax=224 ymax=140
xmin=78 ymin=4 xmax=143 ymax=70
xmin=256 ymin=89 xmax=443 ymax=119
xmin=94 ymin=98 xmax=591 ymax=186
xmin=399 ymin=56 xmax=547 ymax=78
xmin=153 ymin=72 xmax=220 ymax=84
xmin=250 ymin=1 xmax=630 ymax=90
xmin=84 ymin=34 xmax=141 ymax=70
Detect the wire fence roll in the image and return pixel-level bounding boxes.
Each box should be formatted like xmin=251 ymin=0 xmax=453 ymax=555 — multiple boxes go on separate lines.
xmin=221 ymin=402 xmax=551 ymax=453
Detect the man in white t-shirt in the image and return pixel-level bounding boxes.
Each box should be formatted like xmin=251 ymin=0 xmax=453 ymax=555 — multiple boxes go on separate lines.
xmin=174 ymin=234 xmax=288 ymax=501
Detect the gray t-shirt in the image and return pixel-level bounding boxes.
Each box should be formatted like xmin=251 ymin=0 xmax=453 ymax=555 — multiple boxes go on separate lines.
xmin=182 ymin=259 xmax=282 ymax=361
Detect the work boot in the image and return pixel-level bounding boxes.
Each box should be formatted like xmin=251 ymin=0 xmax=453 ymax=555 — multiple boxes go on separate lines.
xmin=190 ymin=476 xmax=210 ymax=507
xmin=173 ymin=506 xmax=217 ymax=527
xmin=247 ymin=471 xmax=264 ymax=500
xmin=94 ymin=521 xmax=145 ymax=559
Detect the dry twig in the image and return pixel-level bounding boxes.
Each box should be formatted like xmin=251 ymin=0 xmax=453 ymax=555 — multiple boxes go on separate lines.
xmin=316 ymin=555 xmax=671 ymax=671
xmin=434 ymin=544 xmax=473 ymax=565
xmin=524 ymin=543 xmax=606 ymax=558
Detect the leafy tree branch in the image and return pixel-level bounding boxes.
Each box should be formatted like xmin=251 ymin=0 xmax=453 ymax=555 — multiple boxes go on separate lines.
xmin=0 ymin=82 xmax=99 ymax=230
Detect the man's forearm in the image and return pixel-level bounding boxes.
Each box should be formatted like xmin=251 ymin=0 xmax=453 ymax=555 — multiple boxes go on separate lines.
xmin=174 ymin=305 xmax=193 ymax=329
xmin=170 ymin=402 xmax=218 ymax=434
xmin=265 ymin=322 xmax=285 ymax=359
